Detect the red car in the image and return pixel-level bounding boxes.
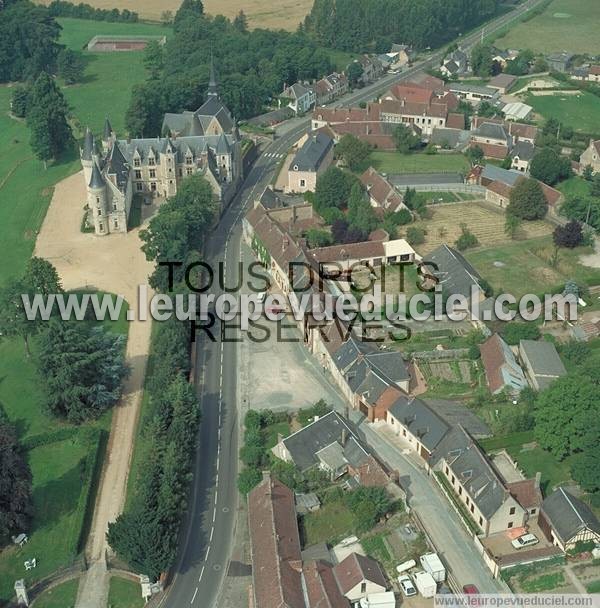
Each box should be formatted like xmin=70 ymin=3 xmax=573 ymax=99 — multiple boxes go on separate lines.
xmin=463 ymin=585 xmax=479 ymax=594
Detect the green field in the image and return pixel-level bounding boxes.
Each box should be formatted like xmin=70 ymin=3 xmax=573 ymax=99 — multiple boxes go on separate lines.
xmin=465 ymin=236 xmax=600 ymax=298
xmin=495 ymin=0 xmax=600 ymax=54
xmin=108 ymin=576 xmax=145 ymax=608
xmin=371 ymin=151 xmax=470 ymax=175
xmin=33 ymin=578 xmax=80 ymax=608
xmin=57 ymin=18 xmax=169 ymax=136
xmin=526 ymin=91 xmax=600 ymax=135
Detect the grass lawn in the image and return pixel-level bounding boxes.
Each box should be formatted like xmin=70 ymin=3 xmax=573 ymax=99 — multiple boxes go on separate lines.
xmin=520 ymin=572 xmax=566 ymax=593
xmin=302 ymin=498 xmax=355 ymax=546
xmin=56 ymin=18 xmax=166 ymax=136
xmin=370 ymin=151 xmax=470 ymax=175
xmin=557 ymin=176 xmax=592 ymax=198
xmin=56 ymin=17 xmax=170 ymax=51
xmin=108 ymin=576 xmax=145 ymax=608
xmin=361 ymin=533 xmax=392 ymax=564
xmin=322 ymin=48 xmax=357 ymax=73
xmin=494 ymin=0 xmax=600 ymax=54
xmin=33 ymin=578 xmax=80 ymax=608
xmin=465 ymin=236 xmax=600 ymax=298
xmin=525 ymin=91 xmax=600 ymax=135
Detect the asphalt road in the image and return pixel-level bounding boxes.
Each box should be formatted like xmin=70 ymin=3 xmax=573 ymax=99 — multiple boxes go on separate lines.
xmin=161 ymin=1 xmax=545 ymax=605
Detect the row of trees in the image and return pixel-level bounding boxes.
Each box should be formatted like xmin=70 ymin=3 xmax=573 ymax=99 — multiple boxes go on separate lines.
xmin=304 ymin=0 xmax=500 ymax=52
xmin=107 ymin=320 xmax=200 ymax=579
xmin=126 ymin=0 xmax=335 ymax=133
xmin=47 ymin=0 xmax=139 ymax=22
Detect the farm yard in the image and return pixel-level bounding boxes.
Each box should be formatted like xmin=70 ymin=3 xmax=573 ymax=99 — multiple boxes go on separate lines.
xmin=525 ymin=91 xmax=600 ymax=135
xmin=494 ymin=0 xmax=600 ymax=54
xmin=405 ymin=201 xmax=553 ymax=255
xmin=37 ymin=0 xmax=314 ymax=29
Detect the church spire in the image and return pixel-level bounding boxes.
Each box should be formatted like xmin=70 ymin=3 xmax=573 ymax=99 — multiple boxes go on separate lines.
xmin=207 ymin=53 xmax=219 ymax=99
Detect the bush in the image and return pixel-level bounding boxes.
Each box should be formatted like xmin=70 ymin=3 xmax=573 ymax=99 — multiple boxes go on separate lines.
xmin=455 ymin=224 xmax=479 ymax=251
xmin=501 ymin=322 xmax=541 ymax=345
xmin=406 ymin=226 xmax=426 ymax=246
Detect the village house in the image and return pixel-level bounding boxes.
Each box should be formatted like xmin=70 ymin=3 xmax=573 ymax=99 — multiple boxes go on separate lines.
xmin=355 ymin=55 xmax=385 ymax=85
xmin=247 ymin=472 xmax=390 ymax=608
xmin=315 ymin=72 xmax=349 ymax=106
xmin=80 ymin=65 xmax=242 ymax=235
xmin=539 ymin=487 xmax=600 ymax=552
xmin=469 ymin=121 xmax=512 ymax=160
xmin=286 ymin=131 xmax=334 ymax=194
xmin=389 ymin=44 xmax=415 ymax=68
xmin=480 ymin=333 xmax=528 ymax=395
xmin=579 ymin=139 xmax=600 ymax=174
xmin=430 ymin=425 xmax=528 ymax=537
xmin=360 ymin=167 xmax=408 ymax=213
xmin=510 ymin=140 xmax=536 ymax=173
xmin=441 ymin=48 xmax=469 ymax=78
xmin=283 ymin=82 xmax=316 ymax=115
xmin=518 ymin=339 xmax=567 ymax=391
xmin=488 ymin=73 xmax=517 ymax=95
xmin=472 ymin=116 xmax=538 ymax=144
xmin=546 ymin=52 xmax=574 ymax=73
xmin=446 ymin=83 xmax=499 ymax=104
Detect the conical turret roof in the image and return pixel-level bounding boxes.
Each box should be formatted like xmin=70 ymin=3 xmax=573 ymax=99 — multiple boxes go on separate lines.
xmin=89 ymin=161 xmax=105 ymax=189
xmin=82 ymin=128 xmax=94 ymax=161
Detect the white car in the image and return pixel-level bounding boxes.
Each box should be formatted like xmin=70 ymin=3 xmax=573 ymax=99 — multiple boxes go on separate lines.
xmin=511 ymin=533 xmax=539 ymax=550
xmin=398 ymin=575 xmax=417 ymax=597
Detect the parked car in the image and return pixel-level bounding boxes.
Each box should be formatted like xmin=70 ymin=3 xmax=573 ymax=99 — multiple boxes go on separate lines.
xmin=463 ymin=585 xmax=479 ymax=594
xmin=511 ymin=533 xmax=539 ymax=550
xmin=398 ymin=575 xmax=417 ymax=597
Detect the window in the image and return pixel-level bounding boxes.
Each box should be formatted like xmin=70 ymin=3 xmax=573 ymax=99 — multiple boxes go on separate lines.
xmin=451 ymin=475 xmax=455 ymax=484
xmin=509 ymin=506 xmax=516 ymax=515
xmin=466 ymin=497 xmax=470 ymax=506
xmin=361 ymin=583 xmax=366 ymax=594
xmin=179 ymin=168 xmax=183 ymax=177
xmin=135 ymin=170 xmax=142 ymax=179
xmin=186 ymin=156 xmax=192 ymax=164
xmin=445 ymin=466 xmax=449 ymax=475
xmin=97 ymin=208 xmax=102 ymax=217
xmin=530 ymin=508 xmax=537 ymax=515
xmin=114 ymin=219 xmax=119 ymax=229
xmin=149 ymin=169 xmax=156 ymax=178
xmin=112 ymin=203 xmax=117 ymax=211
xmin=458 ymin=487 xmax=462 ymax=496
xmin=96 ymin=196 xmax=100 ymax=204
xmin=479 ymin=516 xmax=483 ymax=526
xmin=186 ymin=168 xmax=193 ymax=176
xmin=470 ymin=504 xmax=474 ymax=514
xmin=150 ymin=182 xmax=157 ymax=192
xmin=507 ymin=521 xmax=513 ymax=528
xmin=98 ymin=222 xmax=104 ymax=232
xmin=136 ymin=183 xmax=143 ymax=192
xmin=148 ymin=157 xmax=155 ymax=166
xmin=300 ymin=179 xmax=306 ymax=187
xmin=134 ymin=158 xmax=140 ymax=167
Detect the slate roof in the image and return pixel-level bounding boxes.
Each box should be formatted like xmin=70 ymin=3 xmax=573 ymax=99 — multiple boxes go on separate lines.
xmin=89 ymin=161 xmax=105 ymax=188
xmin=280 ymin=411 xmax=370 ymax=472
xmin=519 ymin=340 xmax=567 ymax=388
xmin=511 ymin=140 xmax=535 ymax=161
xmin=481 ymin=164 xmax=523 ymax=186
xmin=333 ymin=553 xmax=387 ymax=595
xmin=489 ymin=73 xmax=517 ymax=91
xmin=475 ymin=122 xmax=510 ymax=143
xmin=422 ymin=244 xmax=483 ymax=300
xmin=103 ymin=117 xmax=113 ymax=140
xmin=291 ymin=131 xmax=334 ymax=172
xmin=542 ymin=487 xmax=600 ymax=544
xmin=389 ymin=395 xmax=450 ymax=451
xmin=106 ymin=141 xmax=130 ymax=192
xmin=430 ymin=127 xmax=469 ymax=149
xmin=431 ymin=425 xmax=509 ymax=520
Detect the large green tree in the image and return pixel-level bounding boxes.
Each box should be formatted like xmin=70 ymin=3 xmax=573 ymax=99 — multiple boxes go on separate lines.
xmin=37 ymin=320 xmax=128 ymax=423
xmin=27 ymin=72 xmax=72 ymax=165
xmin=0 ymin=410 xmax=33 ymax=546
xmin=507 ymin=178 xmax=547 ymax=220
xmin=314 ymin=166 xmax=357 ymax=212
xmin=347 ymin=183 xmax=377 ymax=236
xmin=57 ymin=48 xmax=85 ymax=84
xmin=529 ymin=147 xmax=571 ymax=186
xmin=392 ymin=124 xmax=420 ymax=154
xmin=534 ymin=374 xmax=598 ymax=460
xmin=336 ymin=134 xmax=372 ymax=171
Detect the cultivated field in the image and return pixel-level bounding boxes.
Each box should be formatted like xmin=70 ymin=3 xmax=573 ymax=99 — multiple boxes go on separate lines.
xmin=405 ymin=201 xmax=553 ymax=255
xmin=525 ymin=91 xmax=600 ymax=135
xmin=37 ymin=0 xmax=313 ymax=29
xmin=494 ymin=0 xmax=600 ymax=54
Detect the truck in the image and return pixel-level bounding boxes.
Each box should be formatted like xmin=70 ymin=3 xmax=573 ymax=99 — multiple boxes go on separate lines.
xmin=396 ymin=559 xmax=416 ymax=574
xmin=359 ymin=592 xmax=397 ymax=608
xmin=413 ymin=570 xmax=437 ymax=598
xmin=419 ymin=552 xmax=446 ymax=583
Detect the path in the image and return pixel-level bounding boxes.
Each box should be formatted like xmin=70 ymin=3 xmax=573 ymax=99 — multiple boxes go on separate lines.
xmin=564 ymin=565 xmax=587 ymax=594
xmin=35 ymin=171 xmax=155 ymax=607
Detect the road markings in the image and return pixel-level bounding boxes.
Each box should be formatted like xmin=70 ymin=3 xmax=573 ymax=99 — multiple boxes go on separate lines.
xmin=190 ymin=587 xmax=198 ymax=604
xmin=198 ymin=565 xmax=205 ymax=582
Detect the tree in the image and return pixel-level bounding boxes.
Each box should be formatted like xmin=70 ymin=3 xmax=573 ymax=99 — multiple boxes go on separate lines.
xmin=57 ymin=48 xmax=85 ymax=84
xmin=455 ymin=223 xmax=478 ymax=251
xmin=336 ymin=134 xmax=372 ymax=171
xmin=347 ymin=61 xmax=364 ymax=87
xmin=505 ymin=213 xmax=521 ymax=239
xmin=582 ymin=165 xmax=594 ymax=182
xmin=465 ymin=145 xmax=484 ymax=166
xmin=592 ymin=174 xmax=600 ymax=198
xmin=314 ymin=166 xmax=356 ymax=213
xmin=535 ymin=374 xmax=598 ymax=460
xmin=477 ymin=101 xmax=499 ymax=118
xmin=500 ymin=322 xmax=540 ymax=345
xmin=161 ymin=10 xmax=173 ymax=25
xmin=173 ymin=0 xmax=204 ymax=31
xmin=237 ymin=467 xmax=262 ymax=495
xmin=11 ymin=85 xmax=30 ymax=118
xmin=345 ymin=486 xmax=392 ymax=534
xmin=533 ymin=57 xmax=548 ymax=73
xmin=26 ymin=72 xmax=72 ymax=165
xmin=304 ymin=228 xmax=332 ymax=248
xmin=507 ymin=178 xmax=547 ymax=220
xmin=529 ymin=148 xmax=571 ymax=186
xmin=570 ymin=421 xmax=600 ymax=493
xmin=233 ymin=10 xmax=248 ymax=33
xmin=36 ymin=320 xmax=128 ymax=423
xmin=392 ymin=124 xmax=420 ymax=153
xmin=347 ymin=183 xmax=377 ymax=236
xmin=470 ymin=43 xmax=495 ymax=77
xmin=406 ymin=226 xmax=425 ymax=246
xmin=0 ymin=278 xmax=38 ymax=356
xmin=143 ymin=41 xmax=164 ymax=79
xmin=553 ymin=220 xmax=583 ymax=249
xmin=504 ymin=49 xmax=533 ymax=76
xmin=0 ymin=411 xmax=32 ymax=546
xmin=24 ymin=257 xmax=62 ymax=295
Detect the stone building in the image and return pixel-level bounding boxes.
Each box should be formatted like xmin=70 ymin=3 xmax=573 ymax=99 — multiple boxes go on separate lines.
xmin=80 ymin=63 xmax=242 ymax=235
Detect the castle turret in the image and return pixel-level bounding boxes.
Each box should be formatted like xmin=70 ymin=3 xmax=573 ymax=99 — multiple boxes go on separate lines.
xmin=102 ymin=117 xmax=115 ymax=154
xmin=80 ymin=128 xmax=95 ymax=185
xmin=87 ymin=161 xmax=109 ymax=235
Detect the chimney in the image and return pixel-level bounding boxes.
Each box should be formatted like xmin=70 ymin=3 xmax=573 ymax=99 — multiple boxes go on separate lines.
xmin=263 ymin=470 xmax=272 ymax=494
xmin=534 ymin=471 xmax=542 ymax=490
xmin=341 ymin=429 xmax=348 ymax=447
xmin=282 ymin=235 xmax=289 ymax=251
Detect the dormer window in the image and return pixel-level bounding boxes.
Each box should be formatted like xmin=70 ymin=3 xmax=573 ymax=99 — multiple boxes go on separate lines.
xmin=186 ymin=155 xmax=192 ymax=164
xmin=134 ymin=158 xmax=140 ymax=167
xmin=148 ymin=157 xmax=155 ymax=166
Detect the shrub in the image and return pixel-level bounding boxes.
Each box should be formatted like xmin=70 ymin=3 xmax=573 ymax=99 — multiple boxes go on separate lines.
xmin=406 ymin=226 xmax=426 ymax=246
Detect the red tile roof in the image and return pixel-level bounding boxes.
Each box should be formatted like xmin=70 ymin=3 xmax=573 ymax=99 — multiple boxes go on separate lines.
xmin=248 ymin=474 xmax=305 ymax=608
xmin=356 ymin=455 xmax=390 ymax=488
xmin=480 ymin=334 xmax=508 ymax=394
xmin=360 ymin=167 xmax=405 ymax=211
xmin=507 ymin=478 xmax=543 ymax=510
xmin=303 ymin=560 xmax=350 ymax=608
xmin=486 ymin=180 xmax=513 ymax=201
xmin=446 ymin=112 xmax=466 ymax=130
xmin=386 ymin=82 xmax=434 ymax=104
xmin=333 ymin=553 xmax=387 ymax=595
xmin=590 ymin=65 xmax=600 ymax=76
xmin=309 ymin=240 xmax=386 ymax=265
